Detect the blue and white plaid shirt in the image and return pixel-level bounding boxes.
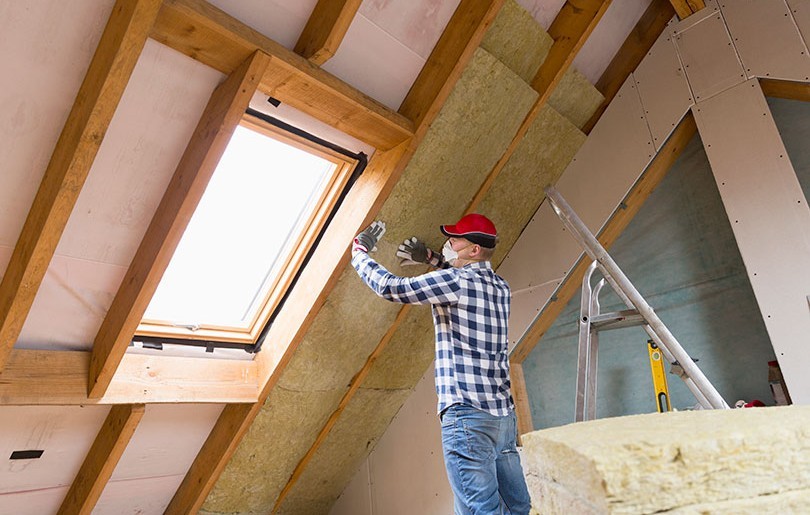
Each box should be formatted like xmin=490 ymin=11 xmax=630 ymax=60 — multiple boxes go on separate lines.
xmin=352 ymin=251 xmax=514 ymax=417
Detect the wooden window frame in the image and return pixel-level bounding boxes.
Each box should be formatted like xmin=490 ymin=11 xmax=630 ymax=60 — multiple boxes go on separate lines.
xmin=135 ymin=114 xmax=358 ymax=344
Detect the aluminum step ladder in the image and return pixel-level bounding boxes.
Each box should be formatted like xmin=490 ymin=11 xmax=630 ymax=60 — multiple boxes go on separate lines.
xmin=543 ymin=187 xmax=730 ymax=422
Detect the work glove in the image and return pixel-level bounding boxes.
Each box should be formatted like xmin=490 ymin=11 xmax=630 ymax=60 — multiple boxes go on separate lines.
xmin=396 ymin=237 xmax=442 ymax=267
xmin=353 ymin=221 xmax=386 ymax=254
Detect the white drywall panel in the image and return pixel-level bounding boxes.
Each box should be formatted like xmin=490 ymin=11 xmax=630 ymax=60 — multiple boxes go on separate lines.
xmin=207 ymin=0 xmax=316 ymax=50
xmin=554 ymin=77 xmax=655 ymax=233
xmin=0 ymin=0 xmax=114 ymax=252
xmin=0 ymin=406 xmax=110 ymax=494
xmin=93 ymin=474 xmax=186 ymax=515
xmin=516 ymin=0 xmax=566 ymax=30
xmin=720 ymin=0 xmax=810 ymax=82
xmin=509 ymin=276 xmax=564 ymax=351
xmin=634 ymin=28 xmax=693 ymax=150
xmin=331 ymin=364 xmax=453 ymax=515
xmin=0 ymin=485 xmax=68 ymax=515
xmin=574 ymin=0 xmax=653 ymax=85
xmin=55 ymin=39 xmax=223 ymax=267
xmin=322 ymin=12 xmax=426 ymax=110
xmin=18 ymin=257 xmax=126 ymax=351
xmin=109 ymin=403 xmax=224 ymax=481
xmin=358 ymin=0 xmax=460 ymax=60
xmin=693 ymin=79 xmax=810 ymax=405
xmin=501 ymin=77 xmax=656 ymax=344
xmin=673 ymin=8 xmax=745 ymax=102
xmin=791 ymin=0 xmax=810 ymax=47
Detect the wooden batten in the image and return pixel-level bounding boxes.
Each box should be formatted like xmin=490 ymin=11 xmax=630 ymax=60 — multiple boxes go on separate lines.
xmin=583 ymin=0 xmax=676 ymax=134
xmin=150 ymin=0 xmax=413 ymax=150
xmin=295 ymin=0 xmax=363 ymax=65
xmin=57 ymin=404 xmax=146 ymax=515
xmin=511 ymin=113 xmax=698 ymax=364
xmin=510 ymin=361 xmax=534 ymax=438
xmin=88 ymin=51 xmax=270 ymax=399
xmin=669 ymin=0 xmax=706 ymax=20
xmin=0 ymin=0 xmax=161 ymax=373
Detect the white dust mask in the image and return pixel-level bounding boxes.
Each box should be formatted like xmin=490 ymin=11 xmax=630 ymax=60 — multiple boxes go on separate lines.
xmin=442 ymin=240 xmax=458 ymax=262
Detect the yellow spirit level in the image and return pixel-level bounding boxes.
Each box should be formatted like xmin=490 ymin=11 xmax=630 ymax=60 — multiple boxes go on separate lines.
xmin=647 ymin=340 xmax=671 ymax=412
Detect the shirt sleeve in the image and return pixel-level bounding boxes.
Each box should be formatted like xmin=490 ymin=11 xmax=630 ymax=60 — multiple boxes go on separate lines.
xmin=352 ymin=251 xmax=461 ymax=305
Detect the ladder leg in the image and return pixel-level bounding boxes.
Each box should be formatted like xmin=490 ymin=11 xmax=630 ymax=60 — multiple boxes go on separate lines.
xmin=575 ymin=262 xmax=598 ymax=421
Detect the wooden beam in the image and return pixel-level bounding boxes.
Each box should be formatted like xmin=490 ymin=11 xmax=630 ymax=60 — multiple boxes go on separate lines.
xmin=150 ymin=0 xmax=413 ymax=150
xmin=166 ymin=2 xmax=502 ymax=511
xmin=583 ymin=0 xmax=676 ymax=134
xmin=0 ymin=349 xmax=258 ymax=405
xmin=669 ymin=0 xmax=706 ymax=20
xmin=467 ymin=0 xmax=611 ymax=214
xmin=399 ymin=0 xmax=506 ymax=134
xmin=511 ymin=361 xmax=534 ymax=439
xmin=295 ymin=0 xmax=362 ymax=65
xmin=57 ymin=404 xmax=146 ymax=515
xmin=88 ymin=51 xmax=270 ymax=399
xmin=0 ymin=0 xmax=161 ymax=372
xmin=759 ymin=78 xmax=810 ymax=103
xmin=511 ymin=113 xmax=697 ymax=364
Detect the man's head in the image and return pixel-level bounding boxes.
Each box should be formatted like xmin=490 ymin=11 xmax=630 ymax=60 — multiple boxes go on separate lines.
xmin=439 ymin=213 xmax=497 ymax=267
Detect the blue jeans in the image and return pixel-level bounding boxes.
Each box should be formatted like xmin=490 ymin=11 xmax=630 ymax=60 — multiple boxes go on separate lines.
xmin=440 ymin=405 xmax=532 ymax=514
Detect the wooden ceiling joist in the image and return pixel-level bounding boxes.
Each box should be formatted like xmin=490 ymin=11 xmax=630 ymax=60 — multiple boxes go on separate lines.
xmin=0 ymin=0 xmax=161 ymax=373
xmin=295 ymin=0 xmax=363 ymax=65
xmin=583 ymin=0 xmax=676 ymax=134
xmin=510 ymin=113 xmax=698 ymax=366
xmin=57 ymin=404 xmax=146 ymax=515
xmin=166 ymin=2 xmax=504 ymax=512
xmin=150 ymin=0 xmax=413 ymax=150
xmin=669 ymin=0 xmax=706 ymax=20
xmin=88 ymin=51 xmax=270 ymax=399
xmin=0 ymin=349 xmax=258 ymax=405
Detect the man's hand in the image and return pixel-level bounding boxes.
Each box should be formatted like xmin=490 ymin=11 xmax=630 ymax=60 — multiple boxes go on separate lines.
xmin=396 ymin=237 xmax=430 ymax=266
xmin=396 ymin=237 xmax=444 ymax=267
xmin=353 ymin=221 xmax=386 ymax=254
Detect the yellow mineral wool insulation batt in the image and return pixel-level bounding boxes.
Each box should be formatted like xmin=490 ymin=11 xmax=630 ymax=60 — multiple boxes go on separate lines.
xmin=521 ymin=405 xmax=810 ymax=514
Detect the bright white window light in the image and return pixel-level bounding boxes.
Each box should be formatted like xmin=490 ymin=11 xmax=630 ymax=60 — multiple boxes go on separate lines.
xmin=143 ymin=124 xmax=337 ymax=331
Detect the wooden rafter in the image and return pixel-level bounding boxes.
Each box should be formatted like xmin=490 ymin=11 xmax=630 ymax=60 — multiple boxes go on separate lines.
xmin=295 ymin=0 xmax=362 ymax=65
xmin=510 ymin=113 xmax=698 ymax=365
xmin=165 ymin=2 xmax=504 ymax=512
xmin=150 ymin=0 xmax=413 ymax=150
xmin=88 ymin=51 xmax=270 ymax=399
xmin=669 ymin=0 xmax=706 ymax=20
xmin=583 ymin=0 xmax=676 ymax=134
xmin=273 ymin=0 xmax=610 ymax=507
xmin=759 ymin=78 xmax=810 ymax=103
xmin=57 ymin=404 xmax=146 ymax=515
xmin=0 ymin=349 xmax=258 ymax=405
xmin=0 ymin=0 xmax=161 ymax=372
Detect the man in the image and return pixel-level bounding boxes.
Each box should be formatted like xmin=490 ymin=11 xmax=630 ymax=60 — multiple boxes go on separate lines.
xmin=351 ymin=213 xmax=531 ymax=515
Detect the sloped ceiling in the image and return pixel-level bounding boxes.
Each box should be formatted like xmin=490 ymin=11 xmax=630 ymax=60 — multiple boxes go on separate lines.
xmin=0 ymin=0 xmax=658 ymax=513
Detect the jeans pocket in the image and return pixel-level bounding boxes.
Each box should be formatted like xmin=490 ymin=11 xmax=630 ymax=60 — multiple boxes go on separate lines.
xmin=460 ymin=417 xmax=499 ymax=460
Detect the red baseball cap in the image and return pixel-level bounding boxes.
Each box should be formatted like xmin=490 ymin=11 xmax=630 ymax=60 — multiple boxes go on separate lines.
xmin=440 ymin=213 xmax=497 ymax=248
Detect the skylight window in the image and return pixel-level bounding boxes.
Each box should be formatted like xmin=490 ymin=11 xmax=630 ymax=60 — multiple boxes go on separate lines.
xmin=137 ymin=117 xmax=356 ymax=343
